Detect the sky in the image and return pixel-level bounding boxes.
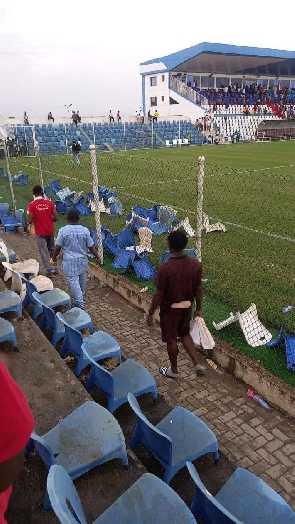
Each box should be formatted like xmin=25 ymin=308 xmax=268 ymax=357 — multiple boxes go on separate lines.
xmin=0 ymin=0 xmax=294 ymax=118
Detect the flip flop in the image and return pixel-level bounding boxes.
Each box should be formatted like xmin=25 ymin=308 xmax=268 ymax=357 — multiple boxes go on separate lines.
xmin=159 ymin=366 xmax=179 ymax=379
xmin=195 ymin=364 xmax=206 ymax=376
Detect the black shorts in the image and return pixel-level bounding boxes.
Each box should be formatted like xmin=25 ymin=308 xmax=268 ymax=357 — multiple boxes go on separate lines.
xmin=160 ymin=307 xmax=192 ymax=344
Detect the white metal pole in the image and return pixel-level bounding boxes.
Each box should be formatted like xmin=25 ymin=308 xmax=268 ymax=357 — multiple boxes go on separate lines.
xmin=196 ymin=155 xmax=205 ymax=261
xmin=89 ymin=145 xmax=103 ymax=263
xmin=4 ymin=143 xmax=16 ymax=212
xmin=179 ymin=120 xmax=181 ymax=141
xmin=64 ymin=124 xmax=69 ymax=155
xmin=92 ymin=122 xmax=95 ymax=146
xmin=24 ymin=126 xmax=28 ymax=156
xmin=34 ymin=141 xmax=44 ymax=190
xmin=124 ymin=122 xmax=126 ymax=150
xmin=152 ymin=119 xmax=154 ymax=148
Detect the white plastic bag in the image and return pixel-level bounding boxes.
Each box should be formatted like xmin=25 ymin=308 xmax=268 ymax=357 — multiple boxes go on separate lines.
xmin=190 ymin=317 xmax=215 ymax=350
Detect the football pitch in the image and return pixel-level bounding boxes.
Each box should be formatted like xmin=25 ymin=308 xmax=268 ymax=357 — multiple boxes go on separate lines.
xmin=1 ymin=140 xmax=295 ymax=384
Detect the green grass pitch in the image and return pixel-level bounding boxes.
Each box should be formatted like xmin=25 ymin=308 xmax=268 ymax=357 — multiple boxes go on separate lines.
xmin=1 ymin=140 xmax=295 ymax=385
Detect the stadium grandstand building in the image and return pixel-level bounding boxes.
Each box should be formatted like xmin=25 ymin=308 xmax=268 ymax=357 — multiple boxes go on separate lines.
xmin=140 ymin=42 xmax=295 ymax=120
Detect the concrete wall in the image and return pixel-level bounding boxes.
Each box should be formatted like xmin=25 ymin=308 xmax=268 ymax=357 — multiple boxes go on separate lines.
xmin=143 ymin=73 xmax=205 ymax=121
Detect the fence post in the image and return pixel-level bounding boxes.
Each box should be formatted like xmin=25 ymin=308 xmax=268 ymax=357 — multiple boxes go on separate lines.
xmin=4 ymin=142 xmax=16 ymax=213
xmin=34 ymin=141 xmax=44 ymax=190
xmin=196 ymin=155 xmax=205 ymax=261
xmin=89 ymin=145 xmax=103 ymax=264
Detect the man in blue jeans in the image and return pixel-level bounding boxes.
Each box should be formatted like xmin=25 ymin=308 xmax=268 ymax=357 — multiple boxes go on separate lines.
xmin=51 ymin=209 xmax=101 ymax=308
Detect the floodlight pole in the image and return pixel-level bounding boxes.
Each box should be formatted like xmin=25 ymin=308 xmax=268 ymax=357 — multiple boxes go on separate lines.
xmin=196 ymin=155 xmax=205 ymax=262
xmin=89 ymin=145 xmax=103 ymax=264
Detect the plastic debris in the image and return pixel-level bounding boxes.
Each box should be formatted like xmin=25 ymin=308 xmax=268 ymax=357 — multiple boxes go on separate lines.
xmin=282 ymin=306 xmax=294 ymax=313
xmin=206 ymin=359 xmax=217 ymax=370
xmin=247 ymin=389 xmax=272 ymax=411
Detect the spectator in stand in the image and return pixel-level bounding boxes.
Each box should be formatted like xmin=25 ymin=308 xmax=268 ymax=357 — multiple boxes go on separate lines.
xmin=27 ymin=185 xmax=59 ymax=277
xmin=147 ymin=110 xmax=152 ymax=122
xmin=117 ymin=110 xmax=121 ymax=122
xmin=109 ymin=110 xmax=114 ymax=123
xmin=21 ymin=138 xmax=28 ymax=156
xmin=0 ymin=354 xmax=34 ymax=524
xmin=71 ymin=139 xmax=82 ymax=168
xmin=139 ymin=107 xmax=144 ymax=124
xmin=47 ymin=112 xmax=55 ymax=123
xmin=153 ymin=110 xmax=159 ymax=122
xmin=52 ymin=209 xmax=101 ymax=309
xmin=76 ymin=111 xmax=81 ymax=124
xmin=23 ymin=112 xmax=29 ymax=125
xmin=72 ymin=111 xmax=78 ymax=126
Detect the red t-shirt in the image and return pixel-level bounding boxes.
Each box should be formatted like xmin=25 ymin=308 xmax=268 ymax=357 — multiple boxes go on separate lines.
xmin=0 ymin=361 xmax=34 ymax=523
xmin=155 ymin=255 xmax=202 ymax=311
xmin=27 ymin=197 xmax=55 ymax=236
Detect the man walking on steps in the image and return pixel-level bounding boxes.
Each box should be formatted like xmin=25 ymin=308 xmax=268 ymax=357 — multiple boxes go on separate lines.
xmin=27 ymin=185 xmax=59 ymax=277
xmin=51 ymin=209 xmax=101 ymax=309
xmin=147 ymin=230 xmax=206 ymax=379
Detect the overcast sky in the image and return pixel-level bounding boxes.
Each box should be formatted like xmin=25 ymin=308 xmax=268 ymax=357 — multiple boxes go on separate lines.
xmin=1 ymin=0 xmax=294 ymax=118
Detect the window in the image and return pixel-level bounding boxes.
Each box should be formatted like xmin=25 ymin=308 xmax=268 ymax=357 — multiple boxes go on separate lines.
xmin=162 ymin=75 xmax=165 ymax=82
xmin=150 ymin=76 xmax=157 ymax=87
xmin=150 ymin=97 xmax=157 ymax=106
xmin=161 ymin=96 xmax=164 ymax=102
xmin=169 ymin=97 xmax=179 ymax=105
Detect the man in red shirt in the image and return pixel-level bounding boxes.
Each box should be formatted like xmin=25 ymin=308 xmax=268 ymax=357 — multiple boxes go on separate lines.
xmin=27 ymin=185 xmax=59 ymax=277
xmin=147 ymin=230 xmax=206 ymax=379
xmin=0 ymin=354 xmax=34 ymax=524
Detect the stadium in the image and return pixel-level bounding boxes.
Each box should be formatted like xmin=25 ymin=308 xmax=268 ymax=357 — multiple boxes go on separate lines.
xmin=1 ymin=41 xmax=295 ymax=520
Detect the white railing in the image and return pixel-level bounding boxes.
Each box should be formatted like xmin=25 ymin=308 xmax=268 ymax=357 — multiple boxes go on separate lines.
xmin=171 ymin=78 xmax=208 ymax=106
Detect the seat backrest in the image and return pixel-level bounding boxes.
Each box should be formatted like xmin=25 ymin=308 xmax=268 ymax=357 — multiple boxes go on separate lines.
xmin=32 ymin=291 xmax=57 ymax=325
xmin=127 ymin=393 xmax=172 ymax=465
xmin=138 ymin=227 xmax=152 ymax=250
xmin=82 ymin=346 xmax=114 ymax=397
xmin=47 ymin=465 xmax=87 ymax=524
xmin=0 ymin=203 xmax=10 ymax=219
xmin=2 ymin=264 xmax=26 ymax=299
xmin=116 ymin=229 xmax=135 ymax=248
xmin=186 ymin=462 xmax=241 ymax=523
xmin=24 ymin=278 xmax=38 ymax=303
xmin=56 ymin=313 xmax=83 ymax=356
xmin=0 ymin=241 xmax=9 ymax=263
xmin=31 ymin=431 xmax=56 ymax=470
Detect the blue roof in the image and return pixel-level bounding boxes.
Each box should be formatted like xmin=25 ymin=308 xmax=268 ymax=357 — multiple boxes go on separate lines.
xmin=140 ymin=42 xmax=295 ymax=77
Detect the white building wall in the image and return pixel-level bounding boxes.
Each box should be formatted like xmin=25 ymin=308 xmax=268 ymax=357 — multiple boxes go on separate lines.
xmin=143 ymin=72 xmax=204 ymax=121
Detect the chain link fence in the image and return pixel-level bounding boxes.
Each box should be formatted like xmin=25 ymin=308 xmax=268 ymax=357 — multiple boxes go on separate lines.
xmin=1 ymin=122 xmax=294 ymax=384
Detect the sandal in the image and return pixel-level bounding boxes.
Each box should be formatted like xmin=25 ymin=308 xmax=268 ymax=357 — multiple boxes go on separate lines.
xmin=159 ymin=366 xmax=179 ymax=379
xmin=195 ymin=364 xmax=206 ymax=376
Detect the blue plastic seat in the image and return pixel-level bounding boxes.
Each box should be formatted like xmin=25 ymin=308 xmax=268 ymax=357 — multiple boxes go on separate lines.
xmin=159 ymin=248 xmax=197 ymax=265
xmin=1 ymin=216 xmax=22 ymax=233
xmin=27 ymin=402 xmax=128 ymax=509
xmin=47 ymin=465 xmax=196 ymax=523
xmin=83 ymin=349 xmax=157 ymax=413
xmin=57 ymin=318 xmax=120 ymax=376
xmin=0 ymin=290 xmax=22 ymax=318
xmin=23 ymin=284 xmax=71 ymax=319
xmin=0 ymin=203 xmax=10 ymax=221
xmin=0 ymin=317 xmax=17 ymax=349
xmin=188 ymin=462 xmax=295 ymax=523
xmin=33 ymin=292 xmax=92 ymax=346
xmin=128 ymin=393 xmax=219 ymax=484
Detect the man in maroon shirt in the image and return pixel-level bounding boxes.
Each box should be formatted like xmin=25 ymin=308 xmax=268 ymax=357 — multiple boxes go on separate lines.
xmin=147 ymin=230 xmax=205 ymax=378
xmin=27 ymin=185 xmax=59 ymax=277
